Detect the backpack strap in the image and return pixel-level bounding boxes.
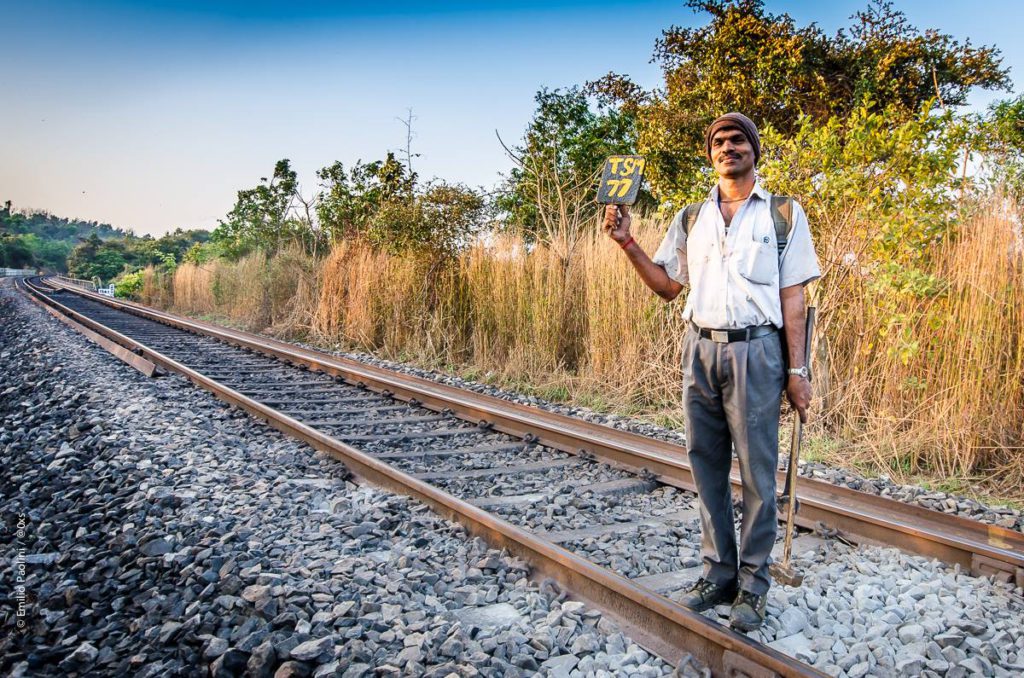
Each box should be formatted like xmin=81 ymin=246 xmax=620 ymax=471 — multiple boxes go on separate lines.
xmin=682 ymin=202 xmax=703 ymax=237
xmin=769 ymin=195 xmax=795 ymax=261
xmin=685 ymin=195 xmax=796 ymax=264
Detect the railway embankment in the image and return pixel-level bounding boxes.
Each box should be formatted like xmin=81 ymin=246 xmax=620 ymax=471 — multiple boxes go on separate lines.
xmin=5 ymin=278 xmax=1024 ymax=677
xmin=0 ymin=281 xmax=676 ymax=677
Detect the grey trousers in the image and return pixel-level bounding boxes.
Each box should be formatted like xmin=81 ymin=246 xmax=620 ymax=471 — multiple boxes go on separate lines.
xmin=682 ymin=326 xmax=785 ymax=595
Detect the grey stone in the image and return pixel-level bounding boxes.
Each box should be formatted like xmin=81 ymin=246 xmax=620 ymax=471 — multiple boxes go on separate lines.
xmin=899 ymin=623 xmax=926 ymax=644
xmin=140 ymin=538 xmax=172 ymax=556
xmin=896 ymin=656 xmax=925 ymax=674
xmin=540 ymin=653 xmax=579 ymax=677
xmin=440 ymin=637 xmax=464 ymax=658
xmin=205 ymin=637 xmax=230 ymax=659
xmin=242 ymin=584 xmax=271 ymax=603
xmin=847 ymin=661 xmax=871 ymax=678
xmin=570 ymin=633 xmax=600 ymax=655
xmin=211 ymin=649 xmax=251 ymax=677
xmin=340 ymin=664 xmax=371 ymax=678
xmin=455 ymin=603 xmax=524 ymax=631
xmin=777 ymin=608 xmax=808 ymax=636
xmin=68 ymin=641 xmax=98 ymax=665
xmin=290 ymin=636 xmax=334 ymax=662
xmin=958 ymin=656 xmax=991 ymax=676
xmin=247 ymin=640 xmax=278 ymax=678
xmin=511 ymin=653 xmax=540 ymax=671
xmin=936 ymin=631 xmax=967 ymax=648
xmin=769 ymin=633 xmax=813 ymax=659
xmin=312 ymin=662 xmax=340 ymax=678
xmin=158 ymin=621 xmax=183 ymax=644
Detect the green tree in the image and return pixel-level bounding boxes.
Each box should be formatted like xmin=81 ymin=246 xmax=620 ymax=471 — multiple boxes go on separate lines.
xmin=19 ymin=234 xmax=72 ymax=271
xmin=0 ymin=234 xmax=35 ymax=268
xmin=365 ymin=181 xmax=486 ymax=257
xmin=67 ymin=240 xmax=127 ymax=282
xmin=213 ymin=159 xmax=312 ymax=259
xmin=316 ymin=152 xmax=417 ymax=243
xmin=985 ymin=94 xmax=1024 ymax=205
xmin=588 ymin=0 xmax=1009 ymax=204
xmin=758 ymin=104 xmax=964 ymax=269
xmin=496 ymin=87 xmax=643 ymax=240
xmin=114 ymin=271 xmax=144 ymax=299
xmin=1 ymin=202 xmax=209 ymax=273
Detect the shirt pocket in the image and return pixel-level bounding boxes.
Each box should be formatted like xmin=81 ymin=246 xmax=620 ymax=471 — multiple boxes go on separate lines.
xmin=736 ymin=236 xmax=777 ymax=285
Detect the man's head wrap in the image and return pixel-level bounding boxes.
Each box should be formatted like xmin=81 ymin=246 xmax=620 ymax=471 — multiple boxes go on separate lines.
xmin=705 ymin=112 xmax=761 ymax=165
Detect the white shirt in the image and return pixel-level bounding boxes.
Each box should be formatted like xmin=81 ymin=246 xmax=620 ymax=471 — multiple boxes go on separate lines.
xmin=652 ymin=182 xmax=821 ymax=329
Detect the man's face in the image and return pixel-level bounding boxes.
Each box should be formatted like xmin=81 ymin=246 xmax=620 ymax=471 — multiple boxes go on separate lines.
xmin=710 ymin=127 xmax=755 ymax=179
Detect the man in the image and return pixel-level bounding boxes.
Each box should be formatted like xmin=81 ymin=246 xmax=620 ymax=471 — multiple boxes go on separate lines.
xmin=603 ymin=112 xmax=820 ymax=631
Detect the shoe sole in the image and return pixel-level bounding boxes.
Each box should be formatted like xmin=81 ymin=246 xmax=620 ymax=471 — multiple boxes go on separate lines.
xmin=729 ymin=618 xmax=763 ymax=632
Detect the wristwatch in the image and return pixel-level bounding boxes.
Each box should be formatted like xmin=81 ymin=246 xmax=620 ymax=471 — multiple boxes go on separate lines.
xmin=788 ymin=366 xmax=809 ymax=379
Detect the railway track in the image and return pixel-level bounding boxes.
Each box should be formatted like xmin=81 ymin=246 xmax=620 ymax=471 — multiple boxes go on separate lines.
xmin=17 ymin=276 xmax=1024 ymax=677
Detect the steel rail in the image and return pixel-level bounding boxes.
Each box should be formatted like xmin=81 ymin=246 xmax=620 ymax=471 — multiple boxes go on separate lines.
xmin=21 ymin=277 xmax=821 ymax=678
xmin=17 ymin=278 xmax=159 ymax=376
xmin=41 ymin=277 xmax=1024 ymax=589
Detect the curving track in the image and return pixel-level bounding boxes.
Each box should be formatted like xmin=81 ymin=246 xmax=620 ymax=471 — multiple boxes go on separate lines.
xmin=17 ymin=276 xmax=1024 ymax=677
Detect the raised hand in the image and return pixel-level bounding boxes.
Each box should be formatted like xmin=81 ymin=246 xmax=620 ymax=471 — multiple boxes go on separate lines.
xmin=603 ymin=204 xmax=631 ymax=245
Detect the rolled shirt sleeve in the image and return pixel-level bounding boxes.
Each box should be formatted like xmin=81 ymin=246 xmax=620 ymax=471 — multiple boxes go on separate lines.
xmin=778 ymin=201 xmax=821 ymax=289
xmin=652 ymin=208 xmax=690 ymax=286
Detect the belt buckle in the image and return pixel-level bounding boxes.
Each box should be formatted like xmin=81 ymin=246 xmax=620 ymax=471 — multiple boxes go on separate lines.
xmin=710 ymin=329 xmax=730 ymax=344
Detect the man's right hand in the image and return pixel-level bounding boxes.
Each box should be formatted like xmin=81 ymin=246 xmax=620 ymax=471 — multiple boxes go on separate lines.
xmin=603 ymin=204 xmax=631 ymax=245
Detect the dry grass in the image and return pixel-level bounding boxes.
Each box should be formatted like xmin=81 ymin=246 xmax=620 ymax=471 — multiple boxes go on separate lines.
xmin=172 ymin=262 xmax=216 ymax=315
xmin=164 ymin=203 xmax=1024 ymax=499
xmin=817 ymin=201 xmax=1024 ymax=492
xmin=170 ymin=246 xmax=318 ymax=335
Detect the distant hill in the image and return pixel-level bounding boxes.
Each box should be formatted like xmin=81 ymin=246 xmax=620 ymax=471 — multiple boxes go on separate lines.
xmin=0 ymin=200 xmax=210 ymax=281
xmin=0 ymin=200 xmax=128 ymax=271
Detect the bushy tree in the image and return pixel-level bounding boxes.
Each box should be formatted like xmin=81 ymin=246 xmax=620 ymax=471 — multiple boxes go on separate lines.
xmin=1 ymin=203 xmax=129 ymax=272
xmin=366 ymin=181 xmax=486 ymax=257
xmin=114 ymin=271 xmax=144 ymax=299
xmin=213 ymin=159 xmax=312 ymax=259
xmin=496 ymin=87 xmax=643 ymax=241
xmin=316 ymin=153 xmax=417 ymax=242
xmin=0 ymin=234 xmax=35 ymax=268
xmin=1 ymin=202 xmax=209 ymax=274
xmin=589 ymin=0 xmax=1010 ymax=205
xmin=758 ymin=104 xmax=964 ymax=270
xmin=67 ymin=234 xmax=128 ymax=282
xmin=317 ymin=153 xmax=484 ymax=257
xmin=985 ymin=94 xmax=1024 ymax=205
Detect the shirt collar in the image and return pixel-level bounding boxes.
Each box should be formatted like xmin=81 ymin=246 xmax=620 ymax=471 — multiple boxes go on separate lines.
xmin=708 ymin=181 xmax=770 ymax=203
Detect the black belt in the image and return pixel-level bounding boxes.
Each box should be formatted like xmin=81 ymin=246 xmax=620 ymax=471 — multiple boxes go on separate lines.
xmin=691 ymin=322 xmax=777 ymax=343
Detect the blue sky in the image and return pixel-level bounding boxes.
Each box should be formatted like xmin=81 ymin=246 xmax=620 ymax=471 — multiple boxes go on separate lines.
xmin=2 ymin=0 xmax=1022 ymax=236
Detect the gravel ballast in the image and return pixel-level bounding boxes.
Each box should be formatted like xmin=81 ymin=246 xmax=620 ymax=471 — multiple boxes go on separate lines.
xmin=5 ymin=280 xmax=1024 ymax=678
xmin=0 ymin=281 xmax=679 ymax=677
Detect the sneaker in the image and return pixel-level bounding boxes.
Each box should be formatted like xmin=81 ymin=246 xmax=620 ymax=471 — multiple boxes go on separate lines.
xmin=729 ymin=589 xmax=767 ymax=631
xmin=677 ymin=577 xmax=738 ymax=613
